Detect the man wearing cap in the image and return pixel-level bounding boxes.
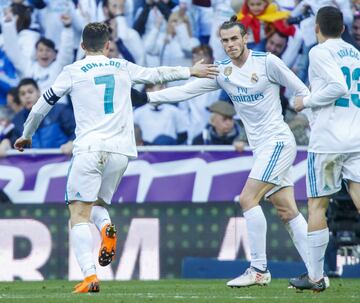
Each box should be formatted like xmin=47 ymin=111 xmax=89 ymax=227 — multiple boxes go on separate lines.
xmin=192 ymin=101 xmax=247 ymax=150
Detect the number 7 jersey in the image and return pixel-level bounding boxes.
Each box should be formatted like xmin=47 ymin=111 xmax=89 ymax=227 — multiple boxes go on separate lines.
xmin=45 ymin=55 xmax=190 ymax=156
xmin=304 ymin=39 xmax=360 ymax=153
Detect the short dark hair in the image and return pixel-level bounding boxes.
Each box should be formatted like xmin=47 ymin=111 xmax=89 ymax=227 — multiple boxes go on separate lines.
xmin=82 ymin=22 xmax=110 ymax=52
xmin=36 ymin=37 xmax=56 ymax=51
xmin=17 ymin=78 xmax=39 ymax=91
xmin=7 ymin=87 xmax=21 ymax=106
xmin=316 ymin=6 xmax=343 ymax=38
xmin=219 ymin=15 xmax=247 ymax=36
xmin=267 ymin=29 xmax=289 ymax=42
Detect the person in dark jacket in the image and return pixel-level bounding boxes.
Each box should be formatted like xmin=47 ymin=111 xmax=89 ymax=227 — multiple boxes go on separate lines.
xmin=192 ymin=100 xmax=247 ymax=151
xmin=9 ymin=78 xmax=75 ymax=154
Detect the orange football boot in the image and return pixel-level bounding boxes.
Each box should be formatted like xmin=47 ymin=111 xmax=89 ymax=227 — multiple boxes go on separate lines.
xmin=98 ymin=223 xmax=117 ymax=266
xmin=72 ymin=274 xmax=100 ymax=293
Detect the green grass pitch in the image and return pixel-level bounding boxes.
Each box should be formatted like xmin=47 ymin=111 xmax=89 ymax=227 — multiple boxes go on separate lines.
xmin=0 ymin=279 xmax=359 ymax=303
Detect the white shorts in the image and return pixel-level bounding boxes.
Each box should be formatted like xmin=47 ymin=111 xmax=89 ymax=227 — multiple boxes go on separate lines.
xmin=66 ymin=151 xmax=129 ymax=204
xmin=249 ymin=140 xmax=296 ymax=197
xmin=306 ymin=152 xmax=360 ymax=198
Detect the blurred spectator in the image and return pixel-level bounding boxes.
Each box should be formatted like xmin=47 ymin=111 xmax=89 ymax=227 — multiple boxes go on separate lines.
xmin=178 ymin=45 xmax=220 ymax=144
xmin=6 ymin=87 xmax=22 ymax=113
xmin=352 ymin=14 xmax=360 ymax=48
xmin=1 ymin=3 xmax=40 ymax=61
xmin=265 ymin=30 xmax=288 ymax=57
xmin=191 ymin=0 xmax=213 ymax=44
xmin=193 ymin=101 xmax=247 ymax=152
xmin=107 ymin=39 xmax=135 ymax=62
xmin=103 ymin=0 xmax=145 ymax=66
xmin=236 ymin=0 xmax=295 ymax=50
xmin=133 ymin=0 xmax=174 ymax=37
xmin=0 ymin=49 xmax=19 ymax=105
xmin=2 ymin=9 xmax=74 ymax=94
xmin=144 ymin=10 xmax=200 ymax=66
xmin=133 ymin=83 xmax=188 ymax=145
xmin=8 ymin=78 xmax=75 ymax=153
xmin=101 ymin=0 xmax=134 ymax=26
xmin=289 ymin=0 xmax=354 ymax=82
xmin=209 ymin=0 xmax=235 ymax=61
xmin=36 ymin=0 xmax=84 ymax=49
xmin=354 ymin=0 xmax=360 ymax=12
xmin=0 ymin=105 xmax=15 ymax=156
xmin=273 ymin=0 xmax=296 ymax=11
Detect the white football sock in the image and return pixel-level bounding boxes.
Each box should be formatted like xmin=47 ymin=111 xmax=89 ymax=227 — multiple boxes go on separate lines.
xmin=244 ymin=205 xmax=267 ymax=271
xmin=71 ymin=223 xmax=96 ymax=278
xmin=285 ymin=213 xmax=310 ymax=272
xmin=308 ymin=228 xmax=329 ymax=282
xmin=90 ymin=205 xmax=111 ymax=232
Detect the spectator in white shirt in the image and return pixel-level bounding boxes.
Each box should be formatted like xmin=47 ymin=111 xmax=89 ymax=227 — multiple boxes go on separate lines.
xmin=103 ymin=0 xmax=145 ymax=65
xmin=144 ymin=10 xmax=200 ymax=67
xmin=1 ymin=3 xmax=40 ymax=61
xmin=133 ymin=83 xmax=188 ymax=145
xmin=178 ymin=45 xmax=220 ymax=144
xmin=2 ymin=11 xmax=74 ymax=94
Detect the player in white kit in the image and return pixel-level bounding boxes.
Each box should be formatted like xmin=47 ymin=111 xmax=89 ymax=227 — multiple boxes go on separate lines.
xmin=14 ymin=22 xmax=218 ymax=293
xmin=289 ymin=6 xmax=360 ymax=292
xmin=145 ymin=16 xmax=311 ymax=287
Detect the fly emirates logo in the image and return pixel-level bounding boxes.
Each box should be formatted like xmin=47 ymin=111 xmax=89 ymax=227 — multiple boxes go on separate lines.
xmin=228 ymin=87 xmax=264 ymax=103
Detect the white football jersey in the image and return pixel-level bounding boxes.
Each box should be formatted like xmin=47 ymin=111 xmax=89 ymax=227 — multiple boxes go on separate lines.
xmin=149 ymin=50 xmax=309 ymax=150
xmin=23 ymin=55 xmax=190 ymax=157
xmin=303 ymin=38 xmax=360 ymax=153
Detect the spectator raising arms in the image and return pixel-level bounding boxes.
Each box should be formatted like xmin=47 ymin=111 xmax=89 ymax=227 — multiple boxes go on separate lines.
xmin=144 ymin=10 xmax=200 ymax=66
xmin=2 ymin=7 xmax=74 ymax=94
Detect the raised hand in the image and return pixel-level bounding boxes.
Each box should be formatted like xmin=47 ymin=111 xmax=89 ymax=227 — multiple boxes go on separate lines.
xmin=190 ymin=59 xmax=219 ymax=79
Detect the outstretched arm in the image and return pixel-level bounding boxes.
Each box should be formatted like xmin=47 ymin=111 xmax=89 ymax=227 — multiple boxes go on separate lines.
xmin=127 ymin=59 xmax=219 ymax=85
xmin=148 ymin=77 xmax=220 ymax=104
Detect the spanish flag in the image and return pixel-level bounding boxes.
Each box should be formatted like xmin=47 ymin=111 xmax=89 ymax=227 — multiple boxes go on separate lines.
xmin=237 ymin=1 xmax=295 ymax=43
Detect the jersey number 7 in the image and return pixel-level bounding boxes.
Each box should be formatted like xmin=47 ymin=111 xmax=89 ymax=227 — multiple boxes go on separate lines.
xmin=94 ymin=75 xmax=115 ymax=114
xmin=335 ymin=67 xmax=360 ymax=108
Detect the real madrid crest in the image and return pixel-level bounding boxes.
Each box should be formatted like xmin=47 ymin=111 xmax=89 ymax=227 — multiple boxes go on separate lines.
xmin=224 ymin=67 xmax=232 ymax=77
xmin=251 ymin=73 xmax=259 ymax=83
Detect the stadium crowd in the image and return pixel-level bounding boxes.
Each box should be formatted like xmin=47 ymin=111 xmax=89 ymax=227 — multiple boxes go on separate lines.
xmin=0 ymin=0 xmax=359 ymax=155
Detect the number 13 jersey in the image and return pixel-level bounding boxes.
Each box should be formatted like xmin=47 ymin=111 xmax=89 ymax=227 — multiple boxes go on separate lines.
xmin=304 ymin=39 xmax=360 ymax=153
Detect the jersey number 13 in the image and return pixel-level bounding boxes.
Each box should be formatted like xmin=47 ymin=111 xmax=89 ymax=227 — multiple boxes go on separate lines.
xmin=335 ymin=67 xmax=360 ymax=108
